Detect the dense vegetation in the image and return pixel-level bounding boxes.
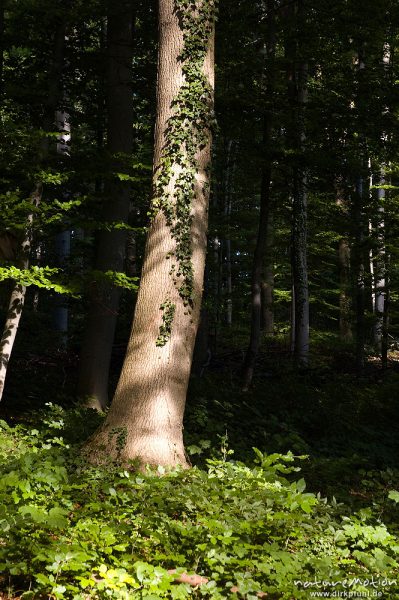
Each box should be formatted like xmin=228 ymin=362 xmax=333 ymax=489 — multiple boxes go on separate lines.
xmin=1 ymin=0 xmax=399 ymax=597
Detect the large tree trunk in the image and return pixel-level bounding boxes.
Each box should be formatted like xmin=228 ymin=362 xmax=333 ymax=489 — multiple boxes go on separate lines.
xmin=78 ymin=5 xmax=135 ymax=410
xmin=85 ymin=0 xmax=215 ymax=468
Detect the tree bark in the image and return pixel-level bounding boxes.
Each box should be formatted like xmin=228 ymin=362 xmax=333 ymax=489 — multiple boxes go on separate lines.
xmin=336 ymin=186 xmax=352 ymax=341
xmin=54 ymin=109 xmax=71 ymax=345
xmin=78 ymin=4 xmax=135 ymax=410
xmin=353 ymin=176 xmax=366 ymax=372
xmin=0 ymin=185 xmax=42 ymax=402
xmin=338 ymin=236 xmax=352 ymax=341
xmin=0 ymin=0 xmax=4 ymax=100
xmin=84 ymin=0 xmax=215 ymax=468
xmin=242 ymin=0 xmax=275 ymax=390
xmin=261 ymin=208 xmax=274 ymax=335
xmin=371 ymin=182 xmax=385 ymax=352
xmin=0 ymin=9 xmax=66 ymax=401
xmin=224 ymin=139 xmax=235 ymax=327
xmin=291 ymin=1 xmax=309 ymax=366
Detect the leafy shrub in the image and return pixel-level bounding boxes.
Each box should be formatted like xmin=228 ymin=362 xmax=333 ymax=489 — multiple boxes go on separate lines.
xmin=0 ymin=409 xmax=399 ymax=599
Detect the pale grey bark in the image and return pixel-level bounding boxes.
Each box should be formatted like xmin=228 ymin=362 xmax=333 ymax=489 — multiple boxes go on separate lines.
xmin=54 ymin=110 xmax=71 ymax=343
xmin=0 ymin=186 xmax=42 ymax=402
xmin=353 ymin=176 xmax=366 ymax=372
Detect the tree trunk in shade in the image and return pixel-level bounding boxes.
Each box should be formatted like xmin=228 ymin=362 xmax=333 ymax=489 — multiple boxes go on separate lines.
xmin=54 ymin=109 xmax=71 ymax=344
xmin=78 ymin=4 xmax=135 ymax=410
xmin=0 ymin=0 xmax=4 ymax=99
xmin=0 ymin=10 xmax=66 ymax=401
xmin=285 ymin=0 xmax=309 ymax=366
xmin=261 ymin=208 xmax=274 ymax=335
xmin=336 ymin=187 xmax=352 ymax=341
xmin=242 ymin=0 xmax=275 ymax=391
xmin=371 ymin=183 xmax=385 ymax=352
xmin=84 ymin=0 xmax=215 ymax=468
xmin=291 ymin=11 xmax=309 ymax=365
xmin=353 ymin=176 xmax=366 ymax=372
xmin=0 ymin=185 xmax=42 ymax=402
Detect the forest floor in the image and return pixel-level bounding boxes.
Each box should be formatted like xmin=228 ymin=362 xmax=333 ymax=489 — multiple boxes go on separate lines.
xmin=0 ymin=333 xmax=399 ymax=598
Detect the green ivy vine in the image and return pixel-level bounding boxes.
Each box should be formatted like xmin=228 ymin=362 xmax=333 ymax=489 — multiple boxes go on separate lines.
xmin=153 ymin=0 xmax=217 ymax=346
xmin=156 ymin=300 xmax=176 ymax=347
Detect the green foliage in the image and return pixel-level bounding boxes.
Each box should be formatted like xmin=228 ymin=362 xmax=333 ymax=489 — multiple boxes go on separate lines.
xmin=0 ymin=265 xmax=79 ymax=296
xmin=89 ymin=270 xmax=139 ymax=292
xmin=0 ymin=406 xmax=398 ymax=599
xmin=156 ymin=300 xmax=176 ymax=346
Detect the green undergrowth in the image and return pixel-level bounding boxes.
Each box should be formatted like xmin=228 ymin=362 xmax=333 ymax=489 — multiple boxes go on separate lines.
xmin=0 ymin=405 xmax=399 ymax=599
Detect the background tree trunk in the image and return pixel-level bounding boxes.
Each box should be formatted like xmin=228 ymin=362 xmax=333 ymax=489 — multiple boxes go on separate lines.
xmin=261 ymin=209 xmax=274 ymax=335
xmin=85 ymin=0 xmax=215 ymax=468
xmin=353 ymin=176 xmax=366 ymax=372
xmin=242 ymin=0 xmax=275 ymax=390
xmin=285 ymin=0 xmax=309 ymax=365
xmin=0 ymin=0 xmax=4 ymax=99
xmin=78 ymin=4 xmax=135 ymax=410
xmin=54 ymin=109 xmax=71 ymax=345
xmin=291 ymin=16 xmax=309 ymax=365
xmin=0 ymin=185 xmax=41 ymax=402
xmin=336 ymin=187 xmax=352 ymax=341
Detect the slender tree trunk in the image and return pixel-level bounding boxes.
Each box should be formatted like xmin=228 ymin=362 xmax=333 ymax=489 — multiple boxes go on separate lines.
xmin=338 ymin=237 xmax=352 ymax=341
xmin=242 ymin=151 xmax=273 ymax=390
xmin=372 ymin=43 xmax=391 ymax=353
xmin=285 ymin=0 xmax=309 ymax=365
xmin=336 ymin=186 xmax=352 ymax=341
xmin=292 ymin=60 xmax=309 ymax=364
xmin=381 ymin=259 xmax=389 ymax=370
xmin=0 ymin=0 xmax=4 ymax=99
xmin=242 ymin=0 xmax=275 ymax=390
xmin=353 ymin=176 xmax=366 ymax=372
xmin=211 ymin=235 xmax=221 ymax=353
xmin=78 ymin=5 xmax=135 ymax=410
xmin=290 ymin=283 xmax=296 ymax=352
xmin=224 ymin=139 xmax=234 ymax=327
xmin=0 ymin=10 xmax=66 ymax=401
xmin=54 ymin=109 xmax=71 ymax=344
xmin=371 ymin=182 xmax=385 ymax=351
xmin=0 ymin=185 xmax=42 ymax=402
xmin=261 ymin=209 xmax=274 ymax=335
xmin=85 ymin=0 xmax=215 ymax=468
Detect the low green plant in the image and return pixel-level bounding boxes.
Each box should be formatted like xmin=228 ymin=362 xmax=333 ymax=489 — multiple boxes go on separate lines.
xmin=0 ymin=408 xmax=398 ymax=599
